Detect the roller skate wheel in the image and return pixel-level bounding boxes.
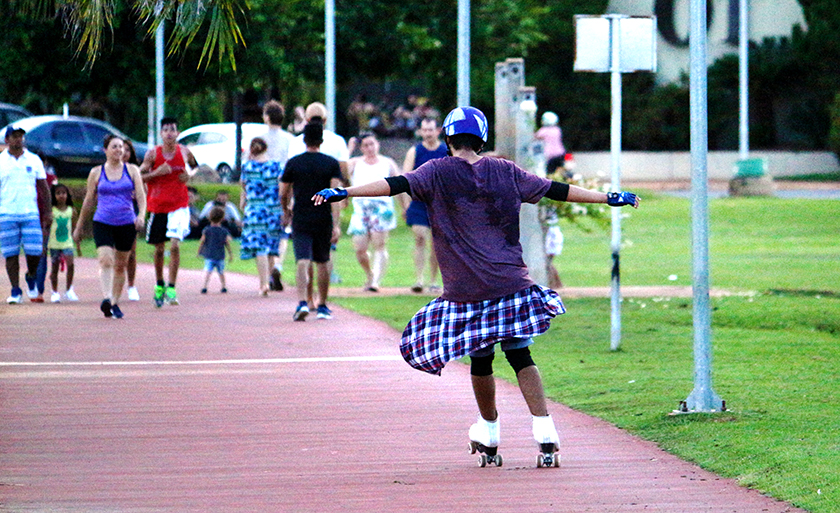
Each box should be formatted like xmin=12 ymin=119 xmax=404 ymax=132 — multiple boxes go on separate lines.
xmin=536 ymin=454 xmax=544 ymax=468
xmin=493 ymin=454 xmax=503 ymax=467
xmin=479 ymin=454 xmax=487 ymax=467
xmin=554 ymin=454 xmax=561 ymax=467
xmin=468 ymin=442 xmax=477 ymax=455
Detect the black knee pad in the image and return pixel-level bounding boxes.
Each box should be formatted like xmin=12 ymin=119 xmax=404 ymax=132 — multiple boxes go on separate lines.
xmin=504 ymin=346 xmax=535 ymax=375
xmin=470 ymin=353 xmax=495 ymax=376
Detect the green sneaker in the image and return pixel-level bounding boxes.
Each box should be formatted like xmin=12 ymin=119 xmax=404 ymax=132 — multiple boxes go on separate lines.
xmin=165 ymin=287 xmax=179 ymax=306
xmin=153 ymin=285 xmax=165 ymax=308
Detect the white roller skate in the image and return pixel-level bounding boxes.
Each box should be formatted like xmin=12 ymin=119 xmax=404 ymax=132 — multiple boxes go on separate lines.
xmin=468 ymin=415 xmax=502 ymax=467
xmin=533 ymin=414 xmax=560 ymax=468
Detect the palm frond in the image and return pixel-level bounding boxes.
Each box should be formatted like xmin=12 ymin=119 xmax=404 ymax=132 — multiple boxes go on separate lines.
xmin=25 ymin=0 xmax=249 ymax=70
xmin=166 ymin=0 xmax=246 ymax=71
xmin=64 ymin=0 xmax=115 ymax=67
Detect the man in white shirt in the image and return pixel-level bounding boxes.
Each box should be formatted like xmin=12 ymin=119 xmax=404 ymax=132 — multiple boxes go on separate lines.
xmin=287 ymin=102 xmax=349 ymax=177
xmin=0 ymin=125 xmax=51 ymax=304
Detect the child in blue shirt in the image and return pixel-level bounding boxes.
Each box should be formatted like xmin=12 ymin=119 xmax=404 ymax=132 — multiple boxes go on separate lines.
xmin=197 ymin=206 xmax=233 ymax=294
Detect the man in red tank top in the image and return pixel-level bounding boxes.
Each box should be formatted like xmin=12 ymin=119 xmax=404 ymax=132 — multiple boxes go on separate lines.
xmin=139 ymin=117 xmax=199 ymax=308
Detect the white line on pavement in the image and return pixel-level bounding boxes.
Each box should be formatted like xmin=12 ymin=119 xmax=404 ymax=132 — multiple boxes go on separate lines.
xmin=0 ymin=355 xmax=403 ymax=367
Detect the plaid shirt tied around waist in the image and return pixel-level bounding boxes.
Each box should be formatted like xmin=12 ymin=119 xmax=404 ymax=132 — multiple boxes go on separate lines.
xmin=400 ymin=284 xmax=566 ymax=375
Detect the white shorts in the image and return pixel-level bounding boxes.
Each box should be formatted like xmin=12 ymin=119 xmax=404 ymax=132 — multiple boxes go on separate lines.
xmin=147 ymin=207 xmax=191 ymax=244
xmin=545 ymin=226 xmax=564 ymax=256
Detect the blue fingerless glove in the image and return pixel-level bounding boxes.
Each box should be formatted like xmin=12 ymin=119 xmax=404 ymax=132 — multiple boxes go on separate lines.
xmin=607 ymin=191 xmax=639 ymax=207
xmin=316 ymin=187 xmax=348 ymax=203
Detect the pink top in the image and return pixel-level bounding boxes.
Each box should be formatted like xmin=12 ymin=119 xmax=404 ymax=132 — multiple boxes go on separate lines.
xmin=535 ymin=125 xmax=565 ymax=159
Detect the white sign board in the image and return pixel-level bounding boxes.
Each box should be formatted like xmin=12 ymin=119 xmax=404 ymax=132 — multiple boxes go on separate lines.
xmin=574 ymin=15 xmax=658 ymax=73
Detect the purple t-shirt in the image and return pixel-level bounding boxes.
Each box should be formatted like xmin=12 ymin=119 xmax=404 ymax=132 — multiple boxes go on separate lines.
xmin=404 ymin=156 xmax=551 ymax=302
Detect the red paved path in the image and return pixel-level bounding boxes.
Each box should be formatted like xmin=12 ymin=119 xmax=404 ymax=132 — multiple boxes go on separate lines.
xmin=1 ymin=259 xmax=804 ymax=512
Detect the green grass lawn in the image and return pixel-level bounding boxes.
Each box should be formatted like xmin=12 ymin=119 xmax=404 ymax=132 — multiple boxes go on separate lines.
xmin=82 ymin=186 xmax=840 ymax=512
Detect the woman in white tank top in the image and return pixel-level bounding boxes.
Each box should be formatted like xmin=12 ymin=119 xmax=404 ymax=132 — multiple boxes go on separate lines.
xmin=346 ymin=133 xmax=401 ymax=291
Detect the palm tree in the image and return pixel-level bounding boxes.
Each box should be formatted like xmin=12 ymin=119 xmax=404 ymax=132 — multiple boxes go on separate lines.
xmin=17 ymin=0 xmax=246 ymax=69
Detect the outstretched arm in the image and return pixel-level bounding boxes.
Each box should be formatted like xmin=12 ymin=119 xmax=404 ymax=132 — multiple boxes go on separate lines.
xmin=546 ymin=181 xmax=640 ymax=208
xmin=311 ymin=179 xmax=390 ymax=206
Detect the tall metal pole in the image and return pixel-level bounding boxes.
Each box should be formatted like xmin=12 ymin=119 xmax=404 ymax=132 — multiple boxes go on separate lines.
xmin=325 ymin=0 xmax=336 ymax=132
xmin=155 ymin=21 xmax=165 ymax=145
xmin=738 ymin=0 xmax=749 ymax=160
xmin=685 ymin=0 xmax=724 ymax=412
xmin=608 ymin=15 xmax=623 ymax=351
xmin=457 ymin=0 xmax=470 ymax=106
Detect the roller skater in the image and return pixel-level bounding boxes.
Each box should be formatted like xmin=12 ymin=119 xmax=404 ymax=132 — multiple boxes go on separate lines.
xmin=468 ymin=415 xmax=502 ymax=467
xmin=312 ymin=106 xmax=639 ymax=466
xmin=533 ymin=414 xmax=560 ymax=467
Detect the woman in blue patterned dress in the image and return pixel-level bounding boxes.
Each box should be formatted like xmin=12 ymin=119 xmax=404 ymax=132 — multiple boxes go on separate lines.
xmin=239 ymin=137 xmax=283 ymax=296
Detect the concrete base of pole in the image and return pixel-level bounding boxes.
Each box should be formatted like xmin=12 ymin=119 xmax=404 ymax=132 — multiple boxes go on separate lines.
xmin=672 ymin=387 xmax=725 ymax=414
xmin=728 ymin=175 xmax=775 ymax=196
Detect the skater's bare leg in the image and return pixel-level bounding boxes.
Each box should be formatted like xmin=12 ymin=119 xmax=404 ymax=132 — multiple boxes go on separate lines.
xmin=471 ymin=374 xmax=498 ymax=422
xmin=516 ymin=365 xmax=549 ymax=417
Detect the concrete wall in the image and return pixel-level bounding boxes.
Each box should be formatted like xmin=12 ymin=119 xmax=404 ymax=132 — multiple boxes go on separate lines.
xmin=572 ymin=151 xmax=840 ymax=181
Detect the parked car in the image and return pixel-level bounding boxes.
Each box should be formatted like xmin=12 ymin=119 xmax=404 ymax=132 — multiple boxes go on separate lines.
xmin=6 ymin=115 xmax=149 ymax=179
xmin=177 ymin=123 xmax=269 ymax=182
xmin=0 ymin=102 xmax=35 ymax=153
xmin=0 ymin=102 xmax=33 ymax=126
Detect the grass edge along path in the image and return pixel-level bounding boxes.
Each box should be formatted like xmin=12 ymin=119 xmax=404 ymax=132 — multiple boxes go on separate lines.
xmin=332 ymin=293 xmax=839 ymax=513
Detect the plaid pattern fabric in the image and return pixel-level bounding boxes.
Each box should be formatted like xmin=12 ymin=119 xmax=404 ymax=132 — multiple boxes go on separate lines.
xmin=400 ymin=284 xmax=566 ymax=375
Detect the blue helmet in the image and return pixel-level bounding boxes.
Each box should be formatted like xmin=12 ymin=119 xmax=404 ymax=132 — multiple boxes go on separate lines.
xmin=442 ymin=106 xmax=488 ymax=142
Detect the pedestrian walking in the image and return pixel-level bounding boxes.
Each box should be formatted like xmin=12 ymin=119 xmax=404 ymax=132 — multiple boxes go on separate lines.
xmin=313 ymin=106 xmax=640 ymax=467
xmin=253 ymin=100 xmax=295 ymax=291
xmin=0 ymin=123 xmax=51 ymax=304
xmin=240 ymin=137 xmax=284 ymax=296
xmin=346 ymin=132 xmax=400 ymax=292
xmin=47 ymin=183 xmax=81 ymax=303
xmin=534 ymin=111 xmax=567 ymax=176
xmin=74 ymin=135 xmax=147 ymax=318
xmin=401 ymin=117 xmax=447 ymax=293
xmin=281 ymin=123 xmax=342 ymax=321
xmin=197 ymin=206 xmax=233 ymax=294
xmin=139 ymin=117 xmax=198 ymax=307
xmin=122 ymin=138 xmax=142 ymax=301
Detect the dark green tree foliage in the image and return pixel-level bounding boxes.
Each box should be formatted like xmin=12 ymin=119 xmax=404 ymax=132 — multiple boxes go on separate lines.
xmin=2 ymin=0 xmax=837 ymax=151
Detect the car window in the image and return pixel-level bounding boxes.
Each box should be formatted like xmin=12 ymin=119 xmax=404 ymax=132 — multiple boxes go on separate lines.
xmin=1 ymin=109 xmax=28 ymax=126
xmin=198 ymin=132 xmax=227 ymax=145
xmin=50 ymin=122 xmax=85 ymax=144
xmin=84 ymin=123 xmax=112 ymax=147
xmin=179 ymin=133 xmax=201 ymax=146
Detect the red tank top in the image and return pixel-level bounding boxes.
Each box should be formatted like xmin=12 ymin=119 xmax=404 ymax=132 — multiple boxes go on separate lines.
xmin=147 ymin=145 xmax=189 ymax=213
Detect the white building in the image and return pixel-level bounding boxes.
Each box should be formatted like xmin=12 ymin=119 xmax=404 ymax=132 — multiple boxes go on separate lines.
xmin=607 ymin=0 xmax=807 ymax=83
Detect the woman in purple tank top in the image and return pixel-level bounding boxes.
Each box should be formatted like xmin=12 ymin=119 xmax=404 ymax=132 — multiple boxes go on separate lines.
xmin=74 ymin=134 xmax=147 ymax=319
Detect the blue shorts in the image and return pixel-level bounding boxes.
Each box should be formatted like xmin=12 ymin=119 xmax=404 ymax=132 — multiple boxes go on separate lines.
xmin=204 ymin=259 xmax=225 ymax=273
xmin=405 ymin=200 xmax=430 ymax=227
xmin=0 ymin=214 xmax=44 ymax=258
xmin=469 ymin=337 xmax=534 ymax=358
xmin=49 ymin=248 xmax=75 ymax=259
